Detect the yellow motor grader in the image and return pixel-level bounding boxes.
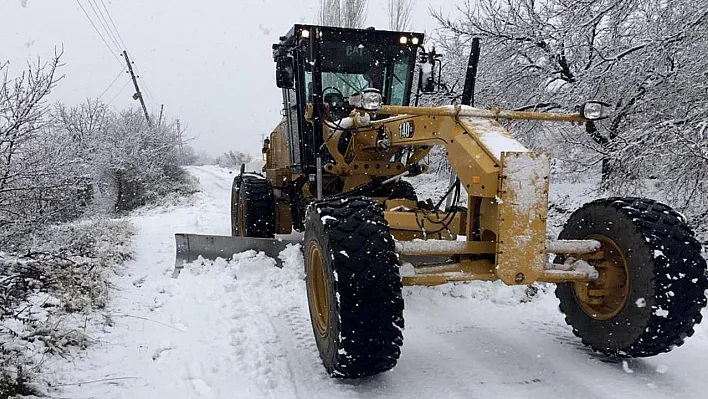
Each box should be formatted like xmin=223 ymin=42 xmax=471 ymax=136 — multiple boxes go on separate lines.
xmin=175 ymin=24 xmax=708 ymax=378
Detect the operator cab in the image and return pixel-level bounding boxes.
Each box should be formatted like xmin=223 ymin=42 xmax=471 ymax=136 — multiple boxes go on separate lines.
xmin=272 ymin=24 xmax=425 ymax=174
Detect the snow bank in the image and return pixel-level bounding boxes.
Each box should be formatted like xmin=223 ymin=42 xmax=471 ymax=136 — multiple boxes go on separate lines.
xmin=0 ymin=218 xmax=134 ymax=397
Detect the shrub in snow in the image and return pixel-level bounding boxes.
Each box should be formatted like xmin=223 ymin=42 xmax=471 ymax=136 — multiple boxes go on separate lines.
xmin=0 ymin=218 xmax=134 ymax=396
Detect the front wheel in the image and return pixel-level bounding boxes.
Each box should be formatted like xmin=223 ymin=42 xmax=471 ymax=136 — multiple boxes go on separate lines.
xmin=555 ymin=197 xmax=707 ymax=357
xmin=304 ymin=198 xmax=404 ymax=378
xmin=233 ymin=175 xmax=275 ymax=238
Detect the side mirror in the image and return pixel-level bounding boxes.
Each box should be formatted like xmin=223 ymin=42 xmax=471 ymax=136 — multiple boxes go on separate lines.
xmin=275 ymin=56 xmax=294 ymax=89
xmin=419 ymin=64 xmax=436 ymax=93
xmin=418 ymin=47 xmax=442 ymax=94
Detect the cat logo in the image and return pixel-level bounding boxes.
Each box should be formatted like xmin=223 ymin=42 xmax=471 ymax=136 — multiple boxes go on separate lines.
xmin=399 ymin=121 xmax=414 ymax=139
xmin=345 ymin=45 xmax=365 ymax=57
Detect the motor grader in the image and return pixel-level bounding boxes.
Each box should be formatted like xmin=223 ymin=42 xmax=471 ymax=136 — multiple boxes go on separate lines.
xmin=175 ymin=24 xmax=708 ymax=378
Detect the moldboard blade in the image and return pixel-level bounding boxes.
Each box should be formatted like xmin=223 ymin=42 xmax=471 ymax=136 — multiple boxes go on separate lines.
xmin=173 ymin=233 xmax=303 ymax=278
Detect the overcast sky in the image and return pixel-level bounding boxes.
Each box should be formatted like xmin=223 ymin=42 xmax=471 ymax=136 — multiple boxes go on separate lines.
xmin=1 ymin=0 xmax=459 ymax=157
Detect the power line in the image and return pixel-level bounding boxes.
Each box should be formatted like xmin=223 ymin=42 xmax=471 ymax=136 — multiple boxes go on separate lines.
xmin=74 ymin=0 xmax=123 ymax=66
xmin=97 ymin=68 xmax=127 ymax=100
xmin=99 ymin=0 xmax=129 ymax=50
xmin=106 ymin=80 xmax=131 ymax=105
xmin=94 ymin=1 xmax=160 ymax=108
xmin=86 ymin=0 xmax=122 ymax=52
xmin=81 ymin=0 xmax=161 ymax=115
xmin=133 ymin=64 xmax=159 ymax=106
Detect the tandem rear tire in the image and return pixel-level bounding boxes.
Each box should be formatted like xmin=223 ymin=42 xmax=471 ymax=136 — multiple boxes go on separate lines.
xmin=555 ymin=197 xmax=707 ymax=357
xmin=304 ymin=197 xmax=404 ymax=378
xmin=389 ymin=180 xmax=417 ymax=201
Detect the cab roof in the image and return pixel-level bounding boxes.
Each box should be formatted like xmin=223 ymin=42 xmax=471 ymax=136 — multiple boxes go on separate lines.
xmin=273 ymin=24 xmax=425 ymax=55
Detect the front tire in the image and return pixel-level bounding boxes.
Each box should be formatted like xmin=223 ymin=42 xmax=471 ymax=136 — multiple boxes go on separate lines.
xmin=234 ymin=175 xmax=276 ymax=238
xmin=304 ymin=198 xmax=404 ymax=378
xmin=555 ymin=197 xmax=707 ymax=357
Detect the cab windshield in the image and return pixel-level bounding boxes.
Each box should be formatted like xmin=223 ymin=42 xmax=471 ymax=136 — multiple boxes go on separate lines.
xmin=304 ymin=40 xmax=417 ymax=107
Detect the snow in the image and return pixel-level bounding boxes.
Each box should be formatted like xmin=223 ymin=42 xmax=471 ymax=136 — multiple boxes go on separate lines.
xmin=547 ymin=239 xmax=601 ymax=254
xmin=623 ymin=361 xmax=635 ymax=374
xmin=40 ymin=166 xmax=708 ymax=399
xmin=458 ymin=116 xmax=530 ymax=160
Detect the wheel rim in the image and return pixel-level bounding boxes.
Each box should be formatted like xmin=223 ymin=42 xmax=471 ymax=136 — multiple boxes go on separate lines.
xmin=572 ymin=234 xmax=630 ymax=320
xmin=307 ymin=243 xmax=330 ymax=337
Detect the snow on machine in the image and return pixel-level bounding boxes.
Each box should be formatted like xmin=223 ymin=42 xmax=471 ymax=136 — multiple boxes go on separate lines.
xmin=174 ymin=24 xmax=707 ymax=378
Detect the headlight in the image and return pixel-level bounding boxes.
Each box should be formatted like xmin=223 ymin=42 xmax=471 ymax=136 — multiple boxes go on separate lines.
xmin=349 ymin=88 xmax=382 ymax=111
xmin=580 ymin=101 xmax=611 ymax=120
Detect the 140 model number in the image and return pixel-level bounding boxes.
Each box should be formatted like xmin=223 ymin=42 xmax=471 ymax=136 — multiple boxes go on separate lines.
xmin=399 ymin=121 xmax=415 ymax=139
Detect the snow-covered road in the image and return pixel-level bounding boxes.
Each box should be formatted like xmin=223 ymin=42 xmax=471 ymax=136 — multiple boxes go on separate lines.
xmin=52 ymin=166 xmax=708 ymax=399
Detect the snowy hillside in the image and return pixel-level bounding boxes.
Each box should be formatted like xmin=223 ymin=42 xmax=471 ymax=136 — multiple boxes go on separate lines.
xmin=45 ymin=166 xmax=707 ymax=399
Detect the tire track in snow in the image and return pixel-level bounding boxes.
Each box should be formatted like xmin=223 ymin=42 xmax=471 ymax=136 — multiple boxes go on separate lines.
xmin=269 ymin=305 xmax=362 ymax=399
xmin=213 ymin=253 xmax=300 ymax=398
xmin=193 ymin=166 xmax=231 ymax=191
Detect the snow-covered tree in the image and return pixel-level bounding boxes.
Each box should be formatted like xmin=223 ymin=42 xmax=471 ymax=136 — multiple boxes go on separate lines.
xmin=216 ymin=150 xmax=253 ymax=169
xmin=0 ymin=52 xmax=192 ymax=247
xmin=56 ymin=104 xmax=187 ymax=213
xmin=0 ymin=53 xmax=70 ymax=243
xmin=431 ymin=0 xmax=708 ymax=214
xmin=388 ymin=0 xmax=415 ymax=31
xmin=318 ymin=0 xmax=368 ymax=28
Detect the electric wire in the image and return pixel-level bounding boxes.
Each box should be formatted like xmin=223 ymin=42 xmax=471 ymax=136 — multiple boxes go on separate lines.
xmin=99 ymin=0 xmax=129 ymax=50
xmin=93 ymin=0 xmax=160 ymax=107
xmin=97 ymin=68 xmax=127 ymax=100
xmin=76 ymin=0 xmax=160 ymax=110
xmin=86 ymin=0 xmax=122 ymax=52
xmin=74 ymin=0 xmax=123 ymax=66
xmin=133 ymin=64 xmax=159 ymax=106
xmin=106 ymin=80 xmax=131 ymax=106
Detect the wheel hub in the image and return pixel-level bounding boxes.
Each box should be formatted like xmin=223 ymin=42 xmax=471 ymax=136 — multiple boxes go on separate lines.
xmin=573 ymin=234 xmax=630 ymax=320
xmin=307 ymin=243 xmax=330 ymax=337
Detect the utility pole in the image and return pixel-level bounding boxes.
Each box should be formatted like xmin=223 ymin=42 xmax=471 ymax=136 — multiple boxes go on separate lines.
xmin=176 ymin=119 xmax=184 ymax=162
xmin=158 ymin=104 xmax=164 ymax=128
xmin=122 ymin=50 xmax=151 ymax=127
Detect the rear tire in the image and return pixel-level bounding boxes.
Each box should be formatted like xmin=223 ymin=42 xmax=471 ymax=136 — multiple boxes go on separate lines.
xmin=373 ymin=179 xmax=418 ymax=201
xmin=555 ymin=197 xmax=707 ymax=357
xmin=304 ymin=197 xmax=404 ymax=378
xmin=390 ymin=180 xmax=417 ymax=201
xmin=236 ymin=175 xmax=276 ymax=238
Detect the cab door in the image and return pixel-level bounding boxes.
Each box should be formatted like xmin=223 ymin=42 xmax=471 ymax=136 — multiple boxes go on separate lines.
xmin=282 ymin=87 xmax=301 ymax=168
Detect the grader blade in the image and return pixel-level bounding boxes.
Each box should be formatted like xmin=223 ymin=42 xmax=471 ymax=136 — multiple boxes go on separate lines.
xmin=172 ymin=233 xmax=302 ymax=277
